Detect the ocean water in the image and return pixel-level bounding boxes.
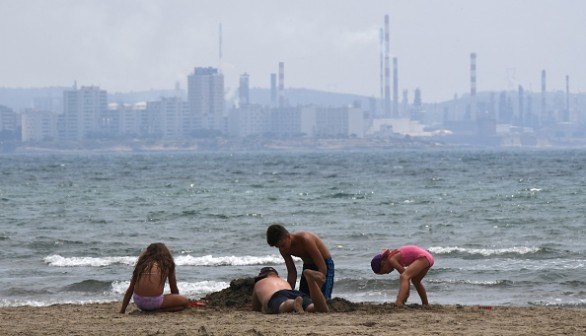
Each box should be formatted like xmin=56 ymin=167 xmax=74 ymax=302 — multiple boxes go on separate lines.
xmin=1 ymin=149 xmax=585 ymax=308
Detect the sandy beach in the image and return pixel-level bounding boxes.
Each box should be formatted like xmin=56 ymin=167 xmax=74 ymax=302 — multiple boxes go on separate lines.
xmin=0 ymin=278 xmax=583 ymax=335
xmin=1 ymin=278 xmax=584 ymax=336
xmin=1 ymin=301 xmax=585 ymax=336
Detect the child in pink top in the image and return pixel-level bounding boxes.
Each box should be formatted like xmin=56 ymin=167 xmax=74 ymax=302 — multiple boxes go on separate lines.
xmin=370 ymin=245 xmax=434 ymax=305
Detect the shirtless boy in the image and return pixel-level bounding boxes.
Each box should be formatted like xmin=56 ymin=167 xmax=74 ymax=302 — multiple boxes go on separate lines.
xmin=266 ymin=224 xmax=334 ymax=299
xmin=251 ymin=267 xmax=329 ymax=314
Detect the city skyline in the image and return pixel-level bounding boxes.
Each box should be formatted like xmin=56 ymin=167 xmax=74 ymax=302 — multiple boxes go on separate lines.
xmin=1 ymin=0 xmax=585 ymax=103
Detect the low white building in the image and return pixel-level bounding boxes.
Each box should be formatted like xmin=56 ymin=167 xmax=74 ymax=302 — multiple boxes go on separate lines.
xmin=21 ymin=109 xmax=59 ymax=142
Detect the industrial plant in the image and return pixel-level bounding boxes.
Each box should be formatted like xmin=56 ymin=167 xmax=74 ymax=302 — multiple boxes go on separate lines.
xmin=1 ymin=14 xmax=585 ymax=151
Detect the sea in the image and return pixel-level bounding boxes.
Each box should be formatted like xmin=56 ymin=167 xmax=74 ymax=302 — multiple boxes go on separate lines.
xmin=1 ymin=149 xmax=585 ymax=308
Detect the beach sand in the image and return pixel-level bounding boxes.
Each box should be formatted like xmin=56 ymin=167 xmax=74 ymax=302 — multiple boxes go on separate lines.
xmin=2 ymin=278 xmax=585 ymax=335
xmin=2 ymin=302 xmax=585 ymax=336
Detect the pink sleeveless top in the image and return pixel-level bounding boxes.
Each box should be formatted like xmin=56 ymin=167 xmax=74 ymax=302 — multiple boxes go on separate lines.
xmin=398 ymin=245 xmax=434 ymax=267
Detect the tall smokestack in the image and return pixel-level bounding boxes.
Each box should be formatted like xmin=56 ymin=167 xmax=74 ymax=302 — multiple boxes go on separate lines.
xmin=379 ymin=28 xmax=384 ymax=116
xmin=393 ymin=57 xmax=399 ymax=117
xmin=278 ymin=62 xmax=285 ymax=108
xmin=470 ymin=53 xmax=477 ymax=96
xmin=541 ymin=70 xmax=546 ymax=125
xmin=470 ymin=53 xmax=477 ymax=118
xmin=218 ymin=23 xmax=223 ymax=72
xmin=384 ymin=14 xmax=391 ymax=117
xmin=565 ymin=75 xmax=570 ymax=122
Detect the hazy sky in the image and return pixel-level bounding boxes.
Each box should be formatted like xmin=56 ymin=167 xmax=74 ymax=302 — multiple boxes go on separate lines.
xmin=1 ymin=0 xmax=585 ymax=102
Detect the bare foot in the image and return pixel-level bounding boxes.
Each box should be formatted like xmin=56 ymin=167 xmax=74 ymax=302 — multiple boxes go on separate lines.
xmin=294 ymin=296 xmax=305 ymax=314
xmin=303 ymin=269 xmax=325 ymax=287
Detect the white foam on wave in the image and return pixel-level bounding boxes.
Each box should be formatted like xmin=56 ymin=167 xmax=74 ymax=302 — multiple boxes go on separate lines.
xmin=428 ymin=246 xmax=540 ymax=256
xmin=111 ymin=280 xmax=229 ymax=297
xmin=0 ymin=298 xmax=112 ymax=308
xmin=1 ymin=280 xmax=231 ymax=308
xmin=44 ymin=255 xmax=137 ymax=267
xmin=174 ymin=254 xmax=284 ymax=266
xmin=0 ymin=280 xmax=231 ymax=308
xmin=429 ymin=278 xmax=503 ymax=286
xmin=44 ymin=254 xmax=286 ymax=267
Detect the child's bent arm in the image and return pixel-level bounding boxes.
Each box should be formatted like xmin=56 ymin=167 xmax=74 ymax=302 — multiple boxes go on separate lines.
xmin=119 ymin=279 xmax=135 ymax=313
xmin=168 ymin=271 xmax=179 ymax=294
xmin=282 ymin=253 xmax=297 ymax=289
xmin=389 ymin=258 xmax=404 ymax=274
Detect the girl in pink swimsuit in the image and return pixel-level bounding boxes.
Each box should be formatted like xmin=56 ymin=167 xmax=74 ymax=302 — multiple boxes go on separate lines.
xmin=119 ymin=242 xmax=189 ymax=313
xmin=370 ymin=245 xmax=434 ymax=305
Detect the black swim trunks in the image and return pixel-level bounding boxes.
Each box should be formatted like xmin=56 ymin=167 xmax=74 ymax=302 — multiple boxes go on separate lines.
xmin=267 ymin=289 xmax=312 ymax=314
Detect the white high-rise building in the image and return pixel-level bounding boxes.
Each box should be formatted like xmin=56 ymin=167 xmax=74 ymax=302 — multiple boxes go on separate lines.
xmin=62 ymin=86 xmax=107 ymax=140
xmin=147 ymin=97 xmax=187 ymax=139
xmin=187 ymin=67 xmax=224 ymax=133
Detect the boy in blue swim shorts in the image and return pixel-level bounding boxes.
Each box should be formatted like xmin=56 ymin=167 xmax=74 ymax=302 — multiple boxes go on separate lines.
xmin=266 ymin=224 xmax=335 ymax=299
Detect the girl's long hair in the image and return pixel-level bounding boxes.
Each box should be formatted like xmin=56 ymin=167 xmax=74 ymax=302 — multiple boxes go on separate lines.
xmin=132 ymin=242 xmax=176 ymax=284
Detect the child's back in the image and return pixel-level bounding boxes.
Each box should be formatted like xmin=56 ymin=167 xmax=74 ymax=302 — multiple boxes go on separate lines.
xmin=120 ymin=243 xmax=189 ymax=313
xmin=133 ymin=262 xmax=166 ymax=297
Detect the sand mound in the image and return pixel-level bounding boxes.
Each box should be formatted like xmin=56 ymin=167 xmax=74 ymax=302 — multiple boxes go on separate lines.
xmin=203 ymin=277 xmax=255 ymax=308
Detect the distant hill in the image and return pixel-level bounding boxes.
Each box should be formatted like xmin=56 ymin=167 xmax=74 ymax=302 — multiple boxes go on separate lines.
xmin=0 ymin=87 xmax=181 ymax=110
xmin=0 ymin=87 xmax=373 ymax=111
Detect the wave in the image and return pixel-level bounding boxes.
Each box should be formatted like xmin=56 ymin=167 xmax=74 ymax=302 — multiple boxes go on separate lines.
xmin=0 ymin=298 xmax=113 ymax=308
xmin=174 ymin=255 xmax=284 ymax=266
xmin=110 ymin=280 xmax=229 ymax=297
xmin=323 ymin=191 xmax=373 ymax=200
xmin=44 ymin=254 xmax=285 ymax=267
xmin=44 ymin=255 xmax=136 ymax=267
xmin=1 ymin=280 xmax=231 ymax=308
xmin=428 ymin=246 xmax=541 ymax=257
xmin=62 ymin=279 xmax=113 ymax=292
xmin=427 ymin=279 xmax=513 ymax=287
xmin=528 ymin=300 xmax=586 ymax=308
xmin=333 ymin=277 xmax=513 ymax=292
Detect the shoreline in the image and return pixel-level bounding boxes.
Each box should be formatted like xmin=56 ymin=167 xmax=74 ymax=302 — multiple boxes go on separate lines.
xmin=1 ymin=302 xmax=584 ymax=335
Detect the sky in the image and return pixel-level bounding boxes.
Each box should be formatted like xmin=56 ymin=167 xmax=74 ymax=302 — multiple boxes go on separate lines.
xmin=1 ymin=0 xmax=585 ymax=103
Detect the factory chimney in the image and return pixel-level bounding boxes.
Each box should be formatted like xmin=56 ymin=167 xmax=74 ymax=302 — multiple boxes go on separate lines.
xmin=384 ymin=14 xmax=391 ymax=117
xmin=278 ymin=62 xmax=285 ymax=108
xmin=218 ymin=23 xmax=223 ymax=72
xmin=470 ymin=53 xmax=477 ymax=119
xmin=379 ymin=28 xmax=384 ymax=116
xmin=541 ymin=70 xmax=546 ymax=126
xmin=393 ymin=57 xmax=399 ymax=117
xmin=565 ymin=75 xmax=570 ymax=122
